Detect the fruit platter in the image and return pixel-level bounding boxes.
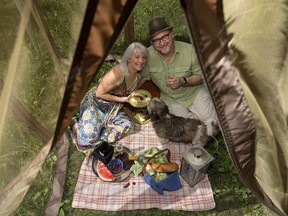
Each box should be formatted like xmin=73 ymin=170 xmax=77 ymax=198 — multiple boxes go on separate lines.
xmin=129 ymin=89 xmax=151 ymax=108
xmin=92 ymin=146 xmax=134 ymax=182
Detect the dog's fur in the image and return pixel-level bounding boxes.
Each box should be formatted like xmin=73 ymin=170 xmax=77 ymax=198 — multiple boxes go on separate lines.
xmin=147 ymin=97 xmax=208 ymax=146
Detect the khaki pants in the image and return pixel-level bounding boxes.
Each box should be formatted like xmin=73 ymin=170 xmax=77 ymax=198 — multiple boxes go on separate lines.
xmin=169 ymin=86 xmax=219 ymax=136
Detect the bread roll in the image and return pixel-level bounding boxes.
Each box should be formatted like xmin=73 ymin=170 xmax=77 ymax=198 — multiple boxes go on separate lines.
xmin=128 ymin=155 xmax=137 ymax=161
xmin=151 ymin=162 xmax=179 ymax=173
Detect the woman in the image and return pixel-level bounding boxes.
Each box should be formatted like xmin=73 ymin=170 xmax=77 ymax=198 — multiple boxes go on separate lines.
xmin=70 ymin=42 xmax=148 ymax=157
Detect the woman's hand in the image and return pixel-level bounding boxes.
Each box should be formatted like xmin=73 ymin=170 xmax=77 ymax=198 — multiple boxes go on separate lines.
xmin=120 ymin=96 xmax=130 ymax=103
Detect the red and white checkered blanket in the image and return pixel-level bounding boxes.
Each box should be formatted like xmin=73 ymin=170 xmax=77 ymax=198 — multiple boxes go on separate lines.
xmin=72 ymin=122 xmax=215 ymax=211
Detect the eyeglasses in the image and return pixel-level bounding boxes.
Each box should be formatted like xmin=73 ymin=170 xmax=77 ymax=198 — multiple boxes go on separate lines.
xmin=151 ymin=32 xmax=171 ymax=45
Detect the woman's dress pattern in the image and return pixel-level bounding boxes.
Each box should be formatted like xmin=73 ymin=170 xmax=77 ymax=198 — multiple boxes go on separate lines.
xmin=75 ymin=75 xmax=140 ymax=151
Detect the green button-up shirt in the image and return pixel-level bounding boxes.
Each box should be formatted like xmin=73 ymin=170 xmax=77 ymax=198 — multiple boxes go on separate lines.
xmin=141 ymin=41 xmax=203 ymax=107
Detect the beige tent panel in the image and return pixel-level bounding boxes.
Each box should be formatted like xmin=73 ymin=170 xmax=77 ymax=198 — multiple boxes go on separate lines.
xmin=180 ymin=0 xmax=287 ymax=215
xmin=0 ymin=0 xmax=287 ymax=215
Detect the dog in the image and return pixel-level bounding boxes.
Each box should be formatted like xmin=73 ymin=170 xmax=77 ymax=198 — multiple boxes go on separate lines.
xmin=147 ymin=97 xmax=209 ymax=146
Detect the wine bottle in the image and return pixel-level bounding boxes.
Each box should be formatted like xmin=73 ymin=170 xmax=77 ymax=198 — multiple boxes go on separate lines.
xmin=98 ymin=141 xmax=111 ymax=156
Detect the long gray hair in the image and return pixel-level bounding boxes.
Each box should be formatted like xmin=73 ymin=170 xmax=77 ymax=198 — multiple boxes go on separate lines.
xmin=120 ymin=42 xmax=148 ymax=76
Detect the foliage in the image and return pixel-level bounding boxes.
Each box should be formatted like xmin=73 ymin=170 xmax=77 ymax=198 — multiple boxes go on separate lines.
xmin=0 ymin=0 xmax=84 ymax=215
xmin=0 ymin=112 xmax=44 ymax=190
xmin=112 ymin=0 xmax=190 ymax=52
xmin=37 ymin=0 xmax=83 ymax=58
xmin=16 ymin=151 xmax=57 ymax=216
xmin=133 ymin=0 xmax=188 ymax=42
xmin=90 ymin=61 xmax=118 ymax=88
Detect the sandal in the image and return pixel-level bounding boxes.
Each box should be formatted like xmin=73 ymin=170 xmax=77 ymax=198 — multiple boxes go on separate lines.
xmin=68 ymin=117 xmax=79 ymax=146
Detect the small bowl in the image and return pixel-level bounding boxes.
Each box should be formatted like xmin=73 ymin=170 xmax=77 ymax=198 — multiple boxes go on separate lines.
xmin=108 ymin=159 xmax=124 ymax=174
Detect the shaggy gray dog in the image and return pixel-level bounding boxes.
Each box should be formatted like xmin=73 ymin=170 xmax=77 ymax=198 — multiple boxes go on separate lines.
xmin=147 ymin=97 xmax=208 ymax=146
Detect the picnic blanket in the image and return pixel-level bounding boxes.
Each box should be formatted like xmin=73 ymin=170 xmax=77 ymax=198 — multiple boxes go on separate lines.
xmin=72 ymin=122 xmax=215 ymax=211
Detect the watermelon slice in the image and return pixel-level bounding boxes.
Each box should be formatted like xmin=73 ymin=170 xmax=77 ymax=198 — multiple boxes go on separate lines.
xmin=96 ymin=161 xmax=116 ymax=182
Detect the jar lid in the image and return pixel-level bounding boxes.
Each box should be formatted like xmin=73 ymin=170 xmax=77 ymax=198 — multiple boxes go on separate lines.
xmin=182 ymin=146 xmax=214 ymax=170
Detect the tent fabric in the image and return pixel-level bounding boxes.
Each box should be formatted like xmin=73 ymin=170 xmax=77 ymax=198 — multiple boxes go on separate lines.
xmin=0 ymin=0 xmax=138 ymax=215
xmin=0 ymin=0 xmax=84 ymax=215
xmin=0 ymin=0 xmax=32 ymax=138
xmin=52 ymin=0 xmax=139 ymax=149
xmin=44 ymin=133 xmax=70 ymax=216
xmin=0 ymin=138 xmax=53 ymax=216
xmin=0 ymin=79 xmax=51 ymax=143
xmin=223 ymin=0 xmax=288 ymax=213
xmin=180 ymin=0 xmax=288 ymax=215
xmin=1 ymin=0 xmax=288 ymax=215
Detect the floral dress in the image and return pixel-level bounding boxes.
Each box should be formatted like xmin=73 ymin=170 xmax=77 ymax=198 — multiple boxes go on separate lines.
xmin=75 ymin=74 xmax=140 ymax=151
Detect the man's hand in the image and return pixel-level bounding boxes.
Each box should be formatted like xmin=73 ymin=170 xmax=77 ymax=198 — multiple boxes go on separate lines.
xmin=167 ymin=75 xmax=184 ymax=89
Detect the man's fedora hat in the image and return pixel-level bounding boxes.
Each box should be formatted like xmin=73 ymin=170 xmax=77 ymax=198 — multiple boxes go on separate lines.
xmin=149 ymin=17 xmax=173 ymax=40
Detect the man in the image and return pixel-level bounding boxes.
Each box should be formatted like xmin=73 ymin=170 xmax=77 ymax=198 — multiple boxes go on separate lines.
xmin=141 ymin=17 xmax=218 ymax=137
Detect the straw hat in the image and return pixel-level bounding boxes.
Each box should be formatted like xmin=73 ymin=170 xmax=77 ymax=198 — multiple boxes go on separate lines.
xmin=148 ymin=17 xmax=173 ymax=40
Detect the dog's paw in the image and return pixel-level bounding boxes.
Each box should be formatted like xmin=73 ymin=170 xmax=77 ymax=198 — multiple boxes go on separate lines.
xmin=192 ymin=140 xmax=205 ymax=147
xmin=205 ymin=118 xmax=219 ymax=137
xmin=159 ymin=138 xmax=169 ymax=145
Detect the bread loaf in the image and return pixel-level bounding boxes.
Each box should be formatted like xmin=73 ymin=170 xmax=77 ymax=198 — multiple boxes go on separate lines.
xmin=128 ymin=155 xmax=137 ymax=161
xmin=151 ymin=162 xmax=179 ymax=173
